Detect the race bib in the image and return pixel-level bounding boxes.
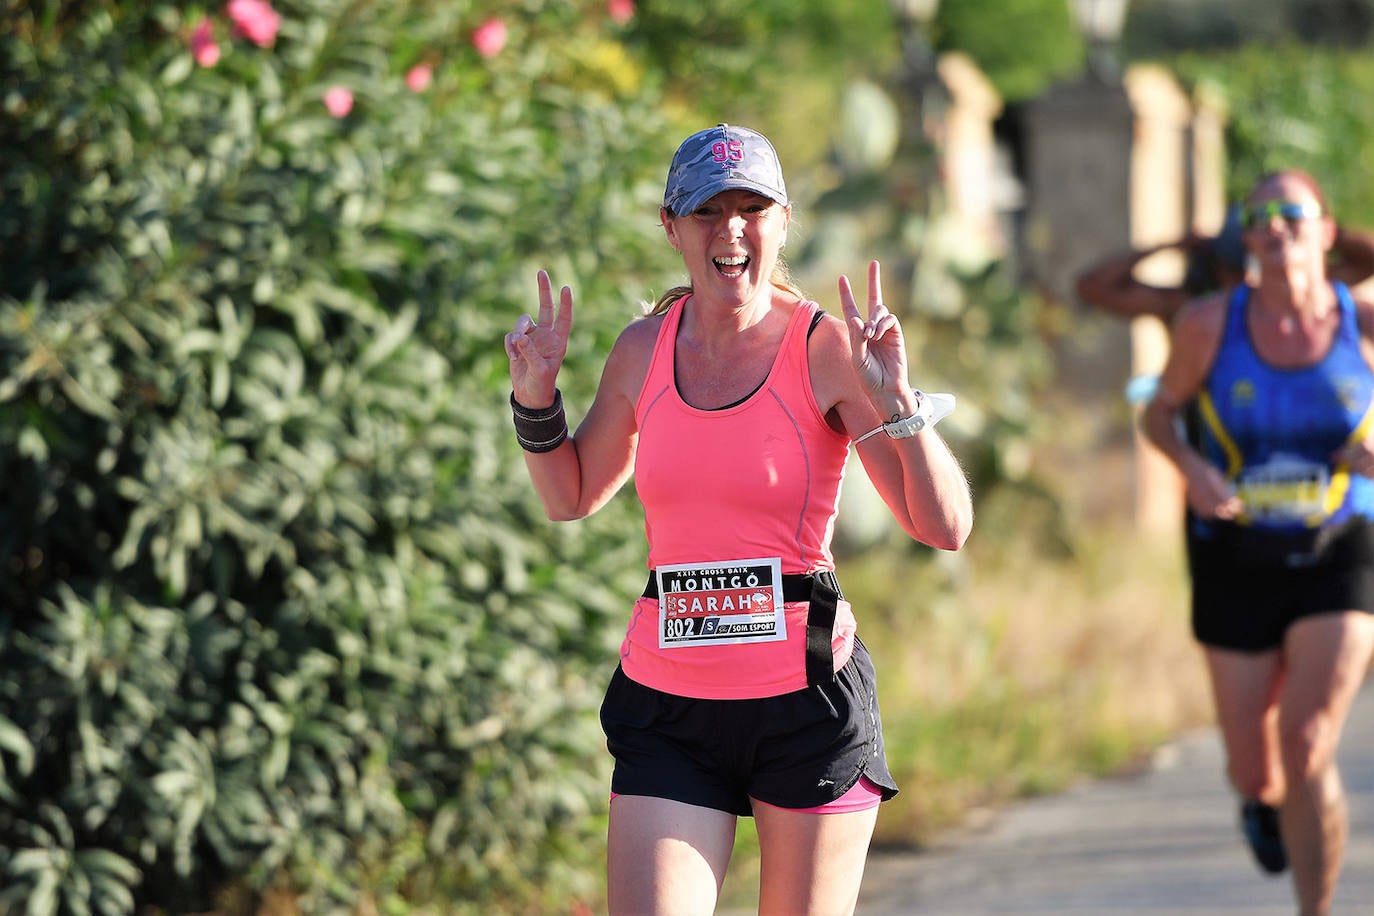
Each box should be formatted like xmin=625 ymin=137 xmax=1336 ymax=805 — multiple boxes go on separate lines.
xmin=1236 ymin=456 xmax=1330 ymax=524
xmin=655 ymin=557 xmax=787 ymax=649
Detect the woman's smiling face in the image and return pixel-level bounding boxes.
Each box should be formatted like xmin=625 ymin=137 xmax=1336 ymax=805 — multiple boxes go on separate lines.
xmin=662 ymin=189 xmax=790 ymax=306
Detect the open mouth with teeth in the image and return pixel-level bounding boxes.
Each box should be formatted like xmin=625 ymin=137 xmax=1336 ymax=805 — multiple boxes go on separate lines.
xmin=713 ymin=255 xmax=750 ymax=279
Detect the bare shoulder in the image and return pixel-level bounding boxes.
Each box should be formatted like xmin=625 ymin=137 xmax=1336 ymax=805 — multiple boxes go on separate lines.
xmin=805 ymin=307 xmax=851 ymax=358
xmin=1171 ymin=289 xmax=1229 ymax=342
xmin=1155 ymin=290 xmax=1232 ymax=403
xmin=601 ymin=311 xmax=665 ymax=399
xmin=615 ymin=310 xmax=666 ymax=349
xmin=804 ymin=307 xmax=863 ymax=416
xmin=804 ymin=308 xmax=856 ymax=382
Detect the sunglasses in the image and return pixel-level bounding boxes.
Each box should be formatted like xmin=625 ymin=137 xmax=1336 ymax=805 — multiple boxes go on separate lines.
xmin=1242 ymin=200 xmax=1324 ymax=231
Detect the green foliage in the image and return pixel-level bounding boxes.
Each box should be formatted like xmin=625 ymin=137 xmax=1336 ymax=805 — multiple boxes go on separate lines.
xmin=1124 ymin=0 xmax=1283 ymax=55
xmin=629 ymin=0 xmax=897 ymax=98
xmin=1 ymin=0 xmax=670 ymax=909
xmin=1124 ymin=0 xmax=1374 ymax=57
xmin=0 ymin=0 xmax=1070 ymax=910
xmin=621 ymin=0 xmax=902 ymax=189
xmin=1292 ymin=0 xmax=1374 ymax=45
xmin=932 ymin=0 xmax=1083 ymax=102
xmin=1167 ymin=45 xmax=1374 ymax=221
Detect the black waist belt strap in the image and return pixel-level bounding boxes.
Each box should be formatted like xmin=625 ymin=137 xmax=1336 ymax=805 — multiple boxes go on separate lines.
xmin=641 ymin=569 xmax=844 ymax=686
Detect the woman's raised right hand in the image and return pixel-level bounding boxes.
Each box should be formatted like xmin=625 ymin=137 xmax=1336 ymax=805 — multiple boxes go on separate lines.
xmin=505 ymin=270 xmax=574 ymax=408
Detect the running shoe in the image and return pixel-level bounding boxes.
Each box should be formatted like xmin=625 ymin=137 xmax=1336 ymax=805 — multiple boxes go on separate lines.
xmin=1239 ymin=800 xmax=1288 ymax=874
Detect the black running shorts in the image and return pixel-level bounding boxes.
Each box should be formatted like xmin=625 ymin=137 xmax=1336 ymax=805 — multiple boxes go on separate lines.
xmin=1189 ymin=518 xmax=1374 ymax=652
xmin=599 ymin=638 xmax=899 ymax=816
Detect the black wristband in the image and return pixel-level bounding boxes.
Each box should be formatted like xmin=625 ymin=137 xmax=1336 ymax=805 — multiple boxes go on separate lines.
xmin=511 ymin=390 xmax=569 ymax=453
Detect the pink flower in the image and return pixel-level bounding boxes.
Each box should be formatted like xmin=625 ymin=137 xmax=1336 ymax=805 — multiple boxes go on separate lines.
xmin=227 ymin=0 xmax=280 ymax=48
xmin=323 ymin=86 xmax=353 ymax=118
xmin=405 ymin=63 xmax=433 ymax=93
xmin=471 ymin=17 xmax=507 ymax=59
xmin=190 ymin=19 xmax=221 ymax=67
xmin=607 ymin=0 xmax=635 ymax=24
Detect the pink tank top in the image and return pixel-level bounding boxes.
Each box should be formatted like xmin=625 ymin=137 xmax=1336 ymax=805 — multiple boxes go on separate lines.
xmin=623 ymin=296 xmax=857 ymax=699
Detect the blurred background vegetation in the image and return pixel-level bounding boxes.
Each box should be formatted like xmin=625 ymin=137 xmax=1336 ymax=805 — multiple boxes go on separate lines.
xmin=2 ymin=0 xmax=1374 ymax=912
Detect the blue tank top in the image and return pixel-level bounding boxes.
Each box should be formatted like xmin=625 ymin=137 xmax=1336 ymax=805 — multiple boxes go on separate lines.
xmin=1196 ymin=282 xmax=1374 ymax=532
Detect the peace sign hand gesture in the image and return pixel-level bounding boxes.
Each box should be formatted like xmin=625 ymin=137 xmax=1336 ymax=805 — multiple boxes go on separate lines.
xmin=505 ymin=270 xmax=574 ymax=409
xmin=839 ymin=259 xmax=910 ymax=399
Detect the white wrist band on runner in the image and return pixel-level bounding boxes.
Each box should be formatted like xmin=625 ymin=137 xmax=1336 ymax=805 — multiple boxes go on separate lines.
xmin=854 ymin=390 xmax=956 ymax=444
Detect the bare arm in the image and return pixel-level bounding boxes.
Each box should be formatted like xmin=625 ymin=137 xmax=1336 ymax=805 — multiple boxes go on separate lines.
xmin=1140 ymin=294 xmax=1242 ymax=520
xmin=816 ymin=261 xmax=973 ymax=550
xmin=1075 ymin=236 xmax=1203 ymax=321
xmin=505 ymin=271 xmax=648 ymax=521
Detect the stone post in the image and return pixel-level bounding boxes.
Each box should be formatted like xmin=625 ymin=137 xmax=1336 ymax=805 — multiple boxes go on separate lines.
xmin=938 ymin=53 xmax=1007 ymax=264
xmin=1123 ymin=65 xmax=1192 ymax=534
xmin=1022 ymin=65 xmax=1226 ymax=532
xmin=1022 ymin=80 xmax=1134 ymax=313
xmin=1190 ymin=83 xmax=1230 ymax=237
xmin=1021 ymin=78 xmax=1136 ymax=522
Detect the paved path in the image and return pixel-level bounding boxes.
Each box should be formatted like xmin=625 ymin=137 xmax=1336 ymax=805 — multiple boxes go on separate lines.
xmin=857 ymin=680 xmax=1374 ymax=915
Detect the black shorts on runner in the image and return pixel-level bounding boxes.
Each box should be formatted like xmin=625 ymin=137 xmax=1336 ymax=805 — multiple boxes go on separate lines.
xmin=1189 ymin=517 xmax=1374 ymax=652
xmin=599 ymin=638 xmax=899 ymax=816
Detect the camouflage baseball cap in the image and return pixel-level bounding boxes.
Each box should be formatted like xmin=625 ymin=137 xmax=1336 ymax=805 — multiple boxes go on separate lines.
xmin=662 ymin=124 xmax=789 ymax=216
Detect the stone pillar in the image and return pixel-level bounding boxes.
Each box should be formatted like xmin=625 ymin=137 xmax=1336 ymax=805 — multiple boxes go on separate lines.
xmin=1022 ymin=66 xmax=1225 ymax=533
xmin=1022 ymin=80 xmax=1134 ymax=311
xmin=1021 ymin=79 xmax=1136 ymax=523
xmin=1124 ymin=65 xmax=1192 ymax=534
xmin=1189 ymin=83 xmax=1230 ymax=236
xmin=938 ymin=52 xmax=1007 ymax=264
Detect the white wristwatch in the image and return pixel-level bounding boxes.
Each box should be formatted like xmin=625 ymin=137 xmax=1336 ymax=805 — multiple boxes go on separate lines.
xmin=855 ymin=390 xmax=957 ymax=444
xmin=883 ymin=407 xmax=928 ymax=439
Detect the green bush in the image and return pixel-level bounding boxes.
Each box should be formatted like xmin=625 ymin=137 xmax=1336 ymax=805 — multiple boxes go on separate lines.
xmin=1168 ymin=45 xmax=1374 ymax=219
xmin=1125 ymin=0 xmax=1374 ymax=56
xmin=0 ymin=0 xmax=671 ymax=909
xmin=933 ymin=0 xmax=1082 ymax=102
xmin=0 ymin=0 xmax=1065 ymax=909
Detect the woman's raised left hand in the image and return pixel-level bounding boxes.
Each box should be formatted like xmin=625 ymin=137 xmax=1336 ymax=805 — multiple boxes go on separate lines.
xmin=839 ymin=259 xmax=910 ymax=398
